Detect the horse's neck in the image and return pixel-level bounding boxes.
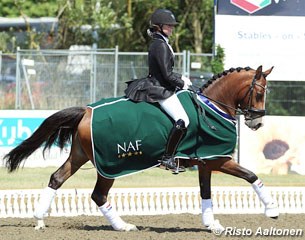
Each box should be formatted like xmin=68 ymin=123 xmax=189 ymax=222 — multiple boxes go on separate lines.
xmin=202 ymin=73 xmax=246 ymax=116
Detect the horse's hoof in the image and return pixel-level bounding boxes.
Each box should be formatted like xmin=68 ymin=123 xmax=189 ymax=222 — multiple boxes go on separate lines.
xmin=265 ymin=202 xmax=279 ymax=219
xmin=207 ymin=219 xmax=225 ymax=236
xmin=34 ymin=219 xmax=46 ymax=230
xmin=122 ymin=223 xmax=138 ymax=231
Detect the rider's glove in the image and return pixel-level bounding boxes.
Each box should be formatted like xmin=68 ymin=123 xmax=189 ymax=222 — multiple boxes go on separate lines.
xmin=182 ymin=75 xmax=192 ymax=90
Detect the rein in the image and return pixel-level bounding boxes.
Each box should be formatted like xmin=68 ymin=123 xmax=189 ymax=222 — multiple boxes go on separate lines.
xmin=195 ymin=90 xmax=243 ymax=116
xmin=190 ymin=85 xmax=243 ymax=117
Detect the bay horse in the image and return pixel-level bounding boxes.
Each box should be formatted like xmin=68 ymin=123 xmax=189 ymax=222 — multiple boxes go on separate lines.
xmin=3 ymin=66 xmax=278 ymax=233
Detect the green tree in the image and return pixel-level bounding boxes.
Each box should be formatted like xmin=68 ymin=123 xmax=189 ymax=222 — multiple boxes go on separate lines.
xmin=0 ymin=0 xmax=57 ymax=17
xmin=54 ymin=0 xmax=132 ymax=49
xmin=0 ymin=0 xmax=58 ymax=51
xmin=211 ymin=45 xmax=225 ymax=74
xmin=0 ymin=0 xmax=215 ymax=54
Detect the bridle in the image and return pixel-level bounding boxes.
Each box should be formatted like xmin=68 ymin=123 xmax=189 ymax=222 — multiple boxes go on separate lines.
xmin=195 ymin=73 xmax=268 ymax=121
xmin=239 ymin=74 xmax=268 ymax=121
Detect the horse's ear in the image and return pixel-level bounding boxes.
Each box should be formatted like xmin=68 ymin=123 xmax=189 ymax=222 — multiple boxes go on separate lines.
xmin=255 ymin=65 xmax=263 ymax=79
xmin=263 ymin=66 xmax=274 ymax=77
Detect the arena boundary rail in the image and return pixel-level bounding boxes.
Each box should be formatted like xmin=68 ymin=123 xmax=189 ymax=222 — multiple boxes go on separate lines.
xmin=0 ymin=187 xmax=304 ymax=218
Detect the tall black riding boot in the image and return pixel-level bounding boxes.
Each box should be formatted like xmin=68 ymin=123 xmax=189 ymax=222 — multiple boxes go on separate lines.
xmin=160 ymin=119 xmax=187 ymax=173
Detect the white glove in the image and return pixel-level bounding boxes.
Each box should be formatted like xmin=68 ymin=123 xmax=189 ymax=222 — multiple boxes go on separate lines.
xmin=182 ymin=75 xmax=192 ymax=90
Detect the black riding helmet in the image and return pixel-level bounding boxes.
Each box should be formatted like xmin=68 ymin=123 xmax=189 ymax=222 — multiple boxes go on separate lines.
xmin=150 ymin=9 xmax=178 ymax=26
xmin=148 ymin=9 xmax=178 ymax=38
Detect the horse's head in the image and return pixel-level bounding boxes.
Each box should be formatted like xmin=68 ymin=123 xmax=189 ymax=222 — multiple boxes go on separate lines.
xmin=238 ymin=66 xmax=273 ymax=130
xmin=200 ymin=65 xmax=273 ymax=131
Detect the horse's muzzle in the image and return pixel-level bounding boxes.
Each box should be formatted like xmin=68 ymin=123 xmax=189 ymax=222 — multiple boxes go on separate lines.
xmin=245 ymin=118 xmax=264 ymax=131
xmin=244 ymin=109 xmax=266 ymax=121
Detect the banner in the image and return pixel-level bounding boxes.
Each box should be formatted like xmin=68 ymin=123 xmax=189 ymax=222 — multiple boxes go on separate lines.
xmin=215 ymin=0 xmax=305 ymax=81
xmin=217 ymin=0 xmax=305 ymax=16
xmin=0 ymin=110 xmax=68 ymax=167
xmin=239 ymin=116 xmax=305 ymax=175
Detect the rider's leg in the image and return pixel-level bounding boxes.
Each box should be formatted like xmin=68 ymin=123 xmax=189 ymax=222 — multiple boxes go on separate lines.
xmin=159 ymin=94 xmax=189 ymax=171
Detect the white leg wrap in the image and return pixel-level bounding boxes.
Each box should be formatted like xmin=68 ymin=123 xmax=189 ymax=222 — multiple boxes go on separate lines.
xmin=202 ymin=199 xmax=225 ymax=234
xmin=201 ymin=199 xmax=214 ymax=227
xmin=252 ymin=179 xmax=279 ymax=218
xmin=99 ymin=202 xmax=138 ymax=231
xmin=34 ymin=187 xmax=57 ymax=220
xmin=252 ymin=179 xmax=273 ymax=205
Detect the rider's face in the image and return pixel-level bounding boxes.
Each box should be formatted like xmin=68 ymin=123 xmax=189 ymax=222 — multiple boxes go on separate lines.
xmin=162 ymin=24 xmax=175 ymax=37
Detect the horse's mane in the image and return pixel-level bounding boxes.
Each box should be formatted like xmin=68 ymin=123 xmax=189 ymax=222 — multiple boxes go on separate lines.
xmin=202 ymin=66 xmax=252 ymax=89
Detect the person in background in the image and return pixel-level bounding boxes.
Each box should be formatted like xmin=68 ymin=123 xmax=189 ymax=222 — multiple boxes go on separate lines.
xmin=125 ymin=9 xmax=192 ymax=172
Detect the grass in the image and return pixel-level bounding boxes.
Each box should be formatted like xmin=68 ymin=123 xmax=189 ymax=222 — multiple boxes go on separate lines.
xmin=1 ymin=164 xmax=305 ymax=190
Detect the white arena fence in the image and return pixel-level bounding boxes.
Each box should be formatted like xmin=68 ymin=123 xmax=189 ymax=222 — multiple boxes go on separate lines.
xmin=0 ymin=187 xmax=304 ymax=218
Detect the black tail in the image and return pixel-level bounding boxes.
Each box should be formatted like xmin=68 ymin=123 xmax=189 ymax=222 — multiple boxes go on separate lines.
xmin=4 ymin=106 xmax=86 ymax=172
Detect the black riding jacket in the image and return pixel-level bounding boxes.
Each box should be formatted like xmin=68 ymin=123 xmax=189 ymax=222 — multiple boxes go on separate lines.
xmin=124 ymin=33 xmax=184 ymax=102
xmin=148 ymin=33 xmax=184 ymax=90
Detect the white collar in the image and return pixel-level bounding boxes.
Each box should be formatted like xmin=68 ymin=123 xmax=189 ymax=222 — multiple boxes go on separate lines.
xmin=156 ymin=33 xmax=169 ymax=44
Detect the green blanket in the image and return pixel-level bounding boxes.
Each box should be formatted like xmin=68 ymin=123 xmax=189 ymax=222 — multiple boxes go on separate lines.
xmin=88 ymin=90 xmax=237 ymax=179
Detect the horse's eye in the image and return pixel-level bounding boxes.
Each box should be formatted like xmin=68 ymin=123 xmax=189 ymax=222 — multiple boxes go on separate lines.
xmin=256 ymin=93 xmax=264 ymax=101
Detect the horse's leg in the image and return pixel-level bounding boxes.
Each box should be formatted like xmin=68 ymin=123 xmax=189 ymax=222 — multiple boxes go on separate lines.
xmin=91 ymin=174 xmax=138 ymax=231
xmin=198 ymin=162 xmax=225 ymax=233
xmin=216 ymin=158 xmax=279 ymax=218
xmin=34 ymin=133 xmax=89 ymax=229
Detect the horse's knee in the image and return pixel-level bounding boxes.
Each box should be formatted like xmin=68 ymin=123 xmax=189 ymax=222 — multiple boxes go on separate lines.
xmin=247 ymin=172 xmax=258 ymax=184
xmin=48 ymin=172 xmax=65 ymax=189
xmin=240 ymin=169 xmax=258 ymax=183
xmin=91 ymin=190 xmax=108 ymax=206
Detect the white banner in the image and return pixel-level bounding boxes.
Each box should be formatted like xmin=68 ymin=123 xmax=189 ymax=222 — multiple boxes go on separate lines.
xmin=215 ymin=15 xmax=305 ymax=81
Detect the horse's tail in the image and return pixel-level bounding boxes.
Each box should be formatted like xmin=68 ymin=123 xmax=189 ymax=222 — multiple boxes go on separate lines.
xmin=4 ymin=106 xmax=86 ymax=172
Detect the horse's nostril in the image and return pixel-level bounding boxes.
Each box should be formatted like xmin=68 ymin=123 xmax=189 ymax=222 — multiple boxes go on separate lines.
xmin=253 ymin=123 xmax=262 ymax=130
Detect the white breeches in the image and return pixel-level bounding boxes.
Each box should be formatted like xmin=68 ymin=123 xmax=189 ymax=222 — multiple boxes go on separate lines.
xmin=159 ymin=93 xmax=190 ymax=127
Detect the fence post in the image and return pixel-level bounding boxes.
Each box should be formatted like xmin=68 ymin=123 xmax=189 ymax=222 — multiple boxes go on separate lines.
xmin=15 ymin=47 xmax=21 ymax=109
xmin=114 ymin=45 xmax=119 ymax=97
xmin=90 ymin=48 xmax=97 ymax=103
xmin=182 ymin=50 xmax=188 ymax=77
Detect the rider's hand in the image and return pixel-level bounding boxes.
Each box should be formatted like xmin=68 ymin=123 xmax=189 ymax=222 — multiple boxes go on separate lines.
xmin=182 ymin=75 xmax=192 ymax=90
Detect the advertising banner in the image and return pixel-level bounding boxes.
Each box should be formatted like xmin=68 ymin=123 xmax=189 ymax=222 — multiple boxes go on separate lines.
xmin=215 ymin=0 xmax=305 ymax=81
xmin=0 ymin=110 xmax=69 ymax=167
xmin=239 ymin=116 xmax=305 ymax=175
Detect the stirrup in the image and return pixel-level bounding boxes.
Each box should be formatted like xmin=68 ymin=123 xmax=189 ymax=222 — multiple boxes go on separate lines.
xmin=159 ymin=156 xmax=185 ymax=174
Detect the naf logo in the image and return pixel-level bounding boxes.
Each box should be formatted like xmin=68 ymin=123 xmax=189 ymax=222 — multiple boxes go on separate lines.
xmin=117 ymin=140 xmax=143 ymax=158
xmin=231 ymin=0 xmax=272 ymax=14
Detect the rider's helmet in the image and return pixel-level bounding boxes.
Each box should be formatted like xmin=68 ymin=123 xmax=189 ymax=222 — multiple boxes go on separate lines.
xmin=150 ymin=9 xmax=178 ymax=26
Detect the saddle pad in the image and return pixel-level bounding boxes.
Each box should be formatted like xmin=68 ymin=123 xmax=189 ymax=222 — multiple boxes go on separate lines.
xmin=88 ymin=91 xmax=237 ymax=179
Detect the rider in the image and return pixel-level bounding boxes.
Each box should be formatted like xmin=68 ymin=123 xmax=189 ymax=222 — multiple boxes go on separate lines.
xmin=125 ymin=9 xmax=192 ymax=172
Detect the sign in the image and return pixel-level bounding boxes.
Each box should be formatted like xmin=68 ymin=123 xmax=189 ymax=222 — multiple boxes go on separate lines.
xmin=0 ymin=110 xmax=68 ymax=167
xmin=239 ymin=116 xmax=305 ymax=175
xmin=215 ymin=0 xmax=305 ymax=81
xmin=230 ymin=0 xmax=272 ymax=14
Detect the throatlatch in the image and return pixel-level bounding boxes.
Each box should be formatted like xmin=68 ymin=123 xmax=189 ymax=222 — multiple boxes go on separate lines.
xmin=159 ymin=119 xmax=187 ymax=173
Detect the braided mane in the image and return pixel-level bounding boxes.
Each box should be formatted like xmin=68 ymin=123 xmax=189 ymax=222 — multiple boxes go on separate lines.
xmin=202 ymin=66 xmax=252 ymax=89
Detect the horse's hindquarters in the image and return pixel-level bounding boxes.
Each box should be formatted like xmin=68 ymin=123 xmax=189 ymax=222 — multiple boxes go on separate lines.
xmin=78 ymin=108 xmax=94 ymax=160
